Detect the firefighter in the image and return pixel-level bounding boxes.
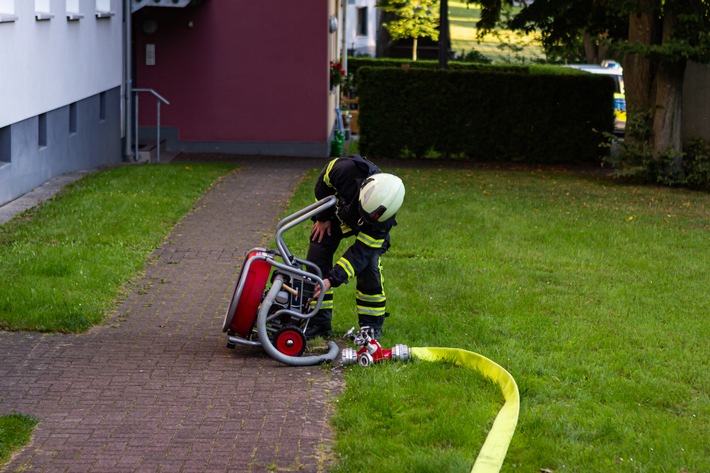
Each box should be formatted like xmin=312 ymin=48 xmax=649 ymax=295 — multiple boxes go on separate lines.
xmin=306 ymin=154 xmax=405 ymax=340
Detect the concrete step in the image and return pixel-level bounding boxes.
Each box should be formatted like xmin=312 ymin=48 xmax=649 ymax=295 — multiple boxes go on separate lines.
xmin=136 ymin=139 xmax=176 ymax=163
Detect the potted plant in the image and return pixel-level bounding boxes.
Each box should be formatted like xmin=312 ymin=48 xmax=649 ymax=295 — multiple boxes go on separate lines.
xmin=330 ymin=60 xmax=346 ymax=90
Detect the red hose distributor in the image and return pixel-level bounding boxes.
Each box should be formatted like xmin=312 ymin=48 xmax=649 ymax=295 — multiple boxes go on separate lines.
xmin=341 ymin=327 xmax=410 ymax=367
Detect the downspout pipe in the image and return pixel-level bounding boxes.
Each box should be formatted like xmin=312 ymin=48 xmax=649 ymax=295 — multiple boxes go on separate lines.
xmin=341 ymin=0 xmax=347 ymax=75
xmin=123 ymin=0 xmax=133 ymax=161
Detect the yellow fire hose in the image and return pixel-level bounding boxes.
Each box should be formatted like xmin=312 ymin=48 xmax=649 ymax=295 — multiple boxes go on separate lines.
xmin=411 ymin=347 xmax=520 ymax=473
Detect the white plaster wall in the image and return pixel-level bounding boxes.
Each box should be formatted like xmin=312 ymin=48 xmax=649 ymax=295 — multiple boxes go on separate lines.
xmin=0 ymin=0 xmax=122 ymax=128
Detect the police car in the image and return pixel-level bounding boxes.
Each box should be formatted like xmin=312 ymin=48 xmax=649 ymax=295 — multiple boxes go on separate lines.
xmin=566 ymin=61 xmax=626 ymax=135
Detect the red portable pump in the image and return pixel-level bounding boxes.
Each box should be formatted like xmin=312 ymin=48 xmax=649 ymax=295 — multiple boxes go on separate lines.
xmin=222 ymin=196 xmax=340 ymax=366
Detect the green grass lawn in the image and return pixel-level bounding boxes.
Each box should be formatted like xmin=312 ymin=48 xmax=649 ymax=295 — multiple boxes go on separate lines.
xmin=2 ymin=161 xmax=707 ymax=471
xmin=449 ymin=1 xmax=545 ymax=64
xmin=283 ymin=165 xmax=709 ymax=472
xmin=0 ymin=414 xmax=38 ymax=467
xmin=0 ymin=163 xmax=235 ymax=463
xmin=0 ymin=163 xmax=236 ymax=332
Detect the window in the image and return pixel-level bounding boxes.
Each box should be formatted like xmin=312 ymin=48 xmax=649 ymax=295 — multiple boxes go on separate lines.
xmin=0 ymin=0 xmax=18 ymax=23
xmin=357 ymin=7 xmax=368 ymax=36
xmin=95 ymin=0 xmax=114 ymax=18
xmin=66 ymin=0 xmax=83 ymax=20
xmin=38 ymin=113 xmax=47 ymax=148
xmin=0 ymin=126 xmax=10 ymax=163
xmin=35 ymin=0 xmax=53 ymax=20
xmin=69 ymin=103 xmax=77 ymax=134
xmin=99 ymin=92 xmax=107 ymax=121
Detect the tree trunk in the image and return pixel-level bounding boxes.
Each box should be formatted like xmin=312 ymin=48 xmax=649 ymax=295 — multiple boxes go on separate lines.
xmin=652 ymin=60 xmax=686 ymax=155
xmin=413 ymin=37 xmax=418 ymax=61
xmin=582 ymin=30 xmax=608 ymax=64
xmin=439 ymin=0 xmax=449 ymax=69
xmin=652 ymin=10 xmax=685 ymax=155
xmin=623 ymin=5 xmax=659 ymax=144
xmin=377 ymin=12 xmax=395 ymax=58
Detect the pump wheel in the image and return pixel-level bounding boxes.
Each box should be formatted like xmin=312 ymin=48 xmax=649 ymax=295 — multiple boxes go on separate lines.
xmin=274 ymin=326 xmax=306 ymax=357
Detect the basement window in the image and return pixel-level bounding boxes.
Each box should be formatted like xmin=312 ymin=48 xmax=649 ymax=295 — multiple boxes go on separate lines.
xmin=69 ymin=103 xmax=77 ymax=135
xmin=38 ymin=113 xmax=48 ymax=148
xmin=0 ymin=126 xmax=10 ymax=164
xmin=35 ymin=0 xmax=54 ymax=20
xmin=99 ymin=92 xmax=107 ymax=121
xmin=0 ymin=0 xmax=18 ymax=23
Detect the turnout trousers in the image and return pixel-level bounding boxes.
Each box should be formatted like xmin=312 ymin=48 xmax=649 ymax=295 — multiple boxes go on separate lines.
xmin=306 ymin=222 xmax=388 ymax=331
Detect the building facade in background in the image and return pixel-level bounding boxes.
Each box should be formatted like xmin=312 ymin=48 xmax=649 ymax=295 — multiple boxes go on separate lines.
xmin=345 ymin=0 xmax=378 ymax=57
xmin=7 ymin=1 xmax=699 ymax=209
xmin=0 ymin=0 xmax=123 ymax=207
xmin=1 ymin=0 xmax=341 ymax=206
xmin=132 ymin=0 xmax=338 ymax=158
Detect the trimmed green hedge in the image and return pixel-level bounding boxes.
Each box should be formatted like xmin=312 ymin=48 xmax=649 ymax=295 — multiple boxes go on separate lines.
xmin=346 ymin=58 xmax=581 ymax=83
xmin=356 ymin=66 xmax=615 ymax=163
xmin=347 ymin=57 xmax=532 ymax=76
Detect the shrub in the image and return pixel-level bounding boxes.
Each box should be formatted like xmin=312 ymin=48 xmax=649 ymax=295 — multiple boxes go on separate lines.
xmin=357 ymin=66 xmax=615 ymax=163
xmin=606 ymin=135 xmax=710 ymax=189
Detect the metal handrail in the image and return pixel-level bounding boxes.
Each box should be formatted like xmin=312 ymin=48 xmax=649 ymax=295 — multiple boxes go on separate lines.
xmin=132 ymin=88 xmax=170 ymax=163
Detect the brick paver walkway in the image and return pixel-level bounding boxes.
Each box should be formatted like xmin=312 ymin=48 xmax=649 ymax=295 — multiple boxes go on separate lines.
xmin=0 ymin=156 xmax=343 ymax=472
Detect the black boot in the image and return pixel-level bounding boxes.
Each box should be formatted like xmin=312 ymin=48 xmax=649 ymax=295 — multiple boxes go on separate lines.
xmin=305 ymin=311 xmax=332 ymax=340
xmin=358 ymin=314 xmax=385 ymax=339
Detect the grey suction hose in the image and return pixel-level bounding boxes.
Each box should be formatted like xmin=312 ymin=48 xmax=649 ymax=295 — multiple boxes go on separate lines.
xmin=257 ymin=276 xmax=339 ymax=366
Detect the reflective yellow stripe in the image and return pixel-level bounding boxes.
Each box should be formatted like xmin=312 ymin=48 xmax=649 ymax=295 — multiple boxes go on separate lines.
xmin=357 ymin=305 xmax=386 ymax=316
xmin=310 ymin=301 xmax=334 ymax=310
xmin=315 ymin=300 xmax=334 ymax=310
xmin=323 ymin=158 xmax=339 ymax=189
xmin=356 ymin=291 xmax=386 ymax=303
xmin=311 ymin=299 xmax=334 ymax=310
xmin=336 ymin=257 xmax=355 ymax=279
xmin=411 ymin=347 xmax=519 ymax=473
xmin=340 ymin=222 xmax=352 ymax=233
xmin=310 ymin=289 xmax=334 ymax=310
xmin=357 ymin=232 xmax=384 ymax=248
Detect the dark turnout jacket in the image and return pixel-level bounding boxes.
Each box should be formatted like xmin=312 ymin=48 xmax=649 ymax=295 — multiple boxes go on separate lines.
xmin=314 ymin=155 xmax=396 ymax=287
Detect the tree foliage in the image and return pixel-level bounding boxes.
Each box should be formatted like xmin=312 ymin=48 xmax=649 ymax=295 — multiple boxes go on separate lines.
xmin=471 ymin=0 xmax=710 ymax=186
xmin=379 ymin=0 xmax=440 ymax=60
xmin=505 ymin=0 xmax=627 ymax=63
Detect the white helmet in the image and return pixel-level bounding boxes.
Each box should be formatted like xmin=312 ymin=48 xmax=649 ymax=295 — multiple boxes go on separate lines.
xmin=358 ymin=173 xmax=405 ymax=224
